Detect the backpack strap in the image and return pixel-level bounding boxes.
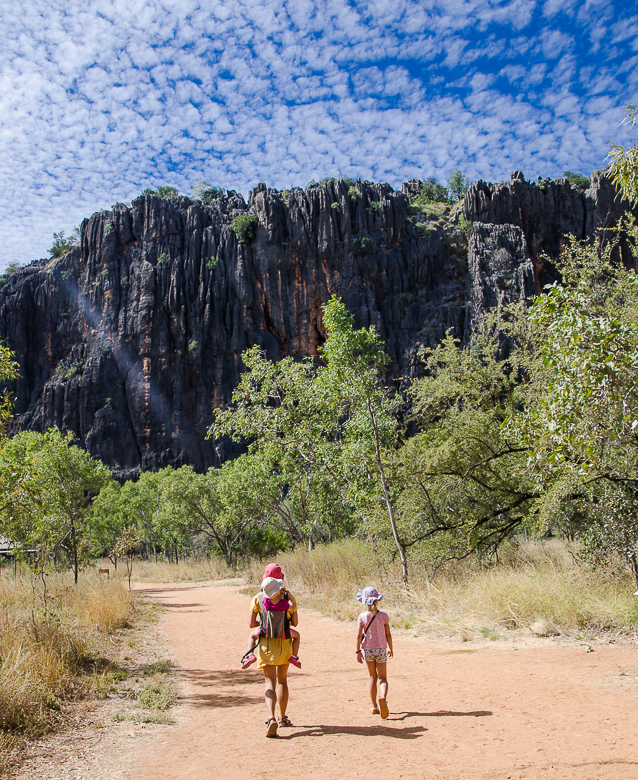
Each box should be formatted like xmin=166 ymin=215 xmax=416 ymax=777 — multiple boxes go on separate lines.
xmin=256 ymin=593 xmax=267 ymax=638
xmin=361 ymin=613 xmax=377 ymax=641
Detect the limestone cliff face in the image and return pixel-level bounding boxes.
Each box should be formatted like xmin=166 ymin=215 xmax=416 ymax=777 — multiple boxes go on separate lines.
xmin=0 ymin=174 xmax=633 ymax=477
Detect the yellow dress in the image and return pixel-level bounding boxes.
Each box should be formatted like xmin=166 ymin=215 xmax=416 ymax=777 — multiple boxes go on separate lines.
xmin=251 ymin=593 xmax=297 ymax=668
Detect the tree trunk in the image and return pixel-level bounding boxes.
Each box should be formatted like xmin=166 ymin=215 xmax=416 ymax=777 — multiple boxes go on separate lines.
xmin=367 ymin=400 xmax=409 ymax=586
xmin=71 ymin=522 xmax=79 ymax=584
xmin=629 ymin=551 xmax=638 ymax=591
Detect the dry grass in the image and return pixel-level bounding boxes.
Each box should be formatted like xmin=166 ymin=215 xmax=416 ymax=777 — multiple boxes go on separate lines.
xmin=0 ymin=569 xmax=136 ymax=775
xmin=104 ymin=557 xmax=235 ymax=583
xmin=244 ymin=538 xmax=638 ymax=641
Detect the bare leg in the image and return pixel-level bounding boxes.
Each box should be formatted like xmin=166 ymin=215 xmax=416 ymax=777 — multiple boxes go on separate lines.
xmin=377 ymin=662 xmax=388 ymax=700
xmin=290 ymin=627 xmax=300 ymax=657
xmin=263 ymin=665 xmax=277 ymax=720
xmin=246 ymin=627 xmax=260 ymax=654
xmin=366 ymin=659 xmax=378 ymax=709
xmin=276 ymin=663 xmax=290 ymax=720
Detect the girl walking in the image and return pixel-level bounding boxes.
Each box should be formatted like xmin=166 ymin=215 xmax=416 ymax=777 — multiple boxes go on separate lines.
xmin=355 ymin=586 xmax=393 ymax=719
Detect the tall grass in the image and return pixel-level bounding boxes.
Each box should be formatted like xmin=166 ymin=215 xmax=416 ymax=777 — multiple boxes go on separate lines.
xmin=244 ymin=538 xmax=638 ymax=639
xmin=105 ymin=557 xmax=235 ymax=584
xmin=0 ymin=570 xmax=135 ymax=744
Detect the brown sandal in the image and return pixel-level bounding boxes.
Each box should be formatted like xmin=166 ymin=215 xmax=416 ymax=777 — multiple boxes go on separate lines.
xmin=279 ymin=715 xmax=293 ymax=727
xmin=265 ymin=717 xmax=278 ymax=737
xmin=370 ymin=706 xmax=380 ymax=715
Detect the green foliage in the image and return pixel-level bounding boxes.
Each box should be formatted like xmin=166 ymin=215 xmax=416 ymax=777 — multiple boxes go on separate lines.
xmin=142 ymin=185 xmax=178 ymax=199
xmin=211 ymin=296 xmax=406 ymax=575
xmin=457 ymin=215 xmax=472 ymax=237
xmin=157 ymin=252 xmax=169 ymax=264
xmin=563 ymin=171 xmax=590 ymax=189
xmin=331 ymin=202 xmax=340 ymax=210
xmin=191 ymin=180 xmax=224 ymax=203
xmin=49 ymin=229 xmax=80 ymax=259
xmin=413 ymin=177 xmax=448 ymax=205
xmin=537 ymin=176 xmax=552 ymax=194
xmin=231 ymin=213 xmax=258 ymax=244
xmin=367 ymin=200 xmax=382 ymax=213
xmin=447 ymin=168 xmax=472 ymax=201
xmin=56 ymin=358 xmax=83 ymax=381
xmin=394 ymin=292 xmax=413 ymax=310
xmin=0 ymin=428 xmax=112 ymax=582
xmin=0 ymin=344 xmax=19 ymax=440
xmin=348 ymin=186 xmax=360 ymax=201
xmin=606 ymin=103 xmax=638 ymax=204
xmin=352 ymin=236 xmax=374 ymax=257
xmin=207 ymin=256 xmax=218 ymax=270
xmin=5 ymin=261 xmax=24 ymax=276
xmin=188 ymin=340 xmax=198 ymax=352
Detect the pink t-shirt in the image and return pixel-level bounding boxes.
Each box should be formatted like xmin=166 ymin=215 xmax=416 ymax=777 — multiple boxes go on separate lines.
xmin=358 ymin=610 xmax=389 ymax=650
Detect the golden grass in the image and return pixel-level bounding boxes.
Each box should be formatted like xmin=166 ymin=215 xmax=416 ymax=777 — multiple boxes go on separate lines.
xmin=103 ymin=557 xmax=235 ymax=583
xmin=243 ymin=538 xmax=638 ymax=640
xmin=0 ymin=570 xmax=135 ymax=744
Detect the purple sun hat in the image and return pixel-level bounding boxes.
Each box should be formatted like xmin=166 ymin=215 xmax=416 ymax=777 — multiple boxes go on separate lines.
xmin=357 ymin=586 xmax=383 ymax=605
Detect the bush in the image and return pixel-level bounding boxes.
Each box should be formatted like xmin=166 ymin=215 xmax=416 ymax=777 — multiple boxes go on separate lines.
xmin=563 ymin=171 xmax=590 ymax=189
xmin=348 ymin=186 xmax=360 ymax=201
xmin=352 ymin=236 xmax=374 ymax=256
xmin=414 ymin=177 xmax=448 ymax=204
xmin=142 ymin=186 xmax=178 ymax=199
xmin=207 ymin=256 xmax=218 ymax=270
xmin=231 ymin=213 xmax=258 ymax=244
xmin=49 ymin=230 xmax=80 ymax=260
xmin=191 ymin=180 xmax=224 ymax=203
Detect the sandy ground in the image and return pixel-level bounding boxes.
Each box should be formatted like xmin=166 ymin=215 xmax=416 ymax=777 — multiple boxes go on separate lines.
xmin=124 ymin=581 xmax=638 ymax=780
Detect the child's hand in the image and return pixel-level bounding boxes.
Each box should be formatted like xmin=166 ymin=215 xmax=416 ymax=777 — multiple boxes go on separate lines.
xmin=387 ymin=648 xmax=394 ymax=658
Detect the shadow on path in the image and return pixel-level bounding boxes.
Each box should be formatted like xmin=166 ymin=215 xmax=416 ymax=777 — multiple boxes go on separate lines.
xmin=389 ymin=710 xmax=493 ymax=721
xmin=178 ymin=668 xmax=262 ymax=709
xmin=281 ymin=724 xmax=427 ymax=740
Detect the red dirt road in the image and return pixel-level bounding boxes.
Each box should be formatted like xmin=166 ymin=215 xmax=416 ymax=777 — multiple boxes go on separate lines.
xmin=133 ymin=582 xmax=638 ymax=780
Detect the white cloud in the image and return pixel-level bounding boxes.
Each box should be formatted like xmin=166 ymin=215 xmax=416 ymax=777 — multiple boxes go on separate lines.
xmin=0 ymin=0 xmax=635 ymax=267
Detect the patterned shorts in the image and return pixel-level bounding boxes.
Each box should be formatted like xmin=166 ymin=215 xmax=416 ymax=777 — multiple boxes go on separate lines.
xmin=363 ymin=647 xmax=388 ymax=664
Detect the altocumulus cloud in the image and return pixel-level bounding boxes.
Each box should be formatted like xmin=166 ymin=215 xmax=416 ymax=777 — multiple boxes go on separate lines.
xmin=1 ymin=0 xmax=636 ymax=266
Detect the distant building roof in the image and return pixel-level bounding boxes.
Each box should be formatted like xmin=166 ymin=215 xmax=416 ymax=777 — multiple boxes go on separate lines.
xmin=0 ymin=537 xmax=16 ymax=553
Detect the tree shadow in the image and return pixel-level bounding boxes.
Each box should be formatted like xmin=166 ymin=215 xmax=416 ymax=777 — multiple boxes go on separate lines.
xmin=281 ymin=724 xmax=427 ymax=740
xmin=388 ymin=710 xmax=493 ymax=721
xmin=178 ymin=668 xmax=263 ymax=709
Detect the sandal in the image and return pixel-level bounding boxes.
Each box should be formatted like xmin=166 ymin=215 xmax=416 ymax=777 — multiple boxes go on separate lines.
xmin=241 ymin=653 xmax=256 ymax=669
xmin=265 ymin=717 xmax=278 ymax=738
xmin=288 ymin=655 xmax=301 ymax=669
xmin=370 ymin=706 xmax=380 ymax=715
xmin=379 ymin=698 xmax=389 ymax=720
xmin=278 ymin=715 xmax=293 ymax=727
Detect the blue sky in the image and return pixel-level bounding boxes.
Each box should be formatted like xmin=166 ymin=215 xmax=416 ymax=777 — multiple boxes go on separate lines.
xmin=1 ymin=0 xmax=637 ymax=267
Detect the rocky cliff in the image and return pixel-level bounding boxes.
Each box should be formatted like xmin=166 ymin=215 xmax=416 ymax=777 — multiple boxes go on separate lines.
xmin=0 ymin=173 xmax=634 ymax=478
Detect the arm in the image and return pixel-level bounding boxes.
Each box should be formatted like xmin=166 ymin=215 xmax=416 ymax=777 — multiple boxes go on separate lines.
xmin=356 ymin=621 xmax=364 ymax=664
xmin=250 ymin=610 xmax=260 ymax=629
xmin=384 ymin=622 xmax=393 ymax=658
xmin=290 ymin=610 xmax=298 ymax=627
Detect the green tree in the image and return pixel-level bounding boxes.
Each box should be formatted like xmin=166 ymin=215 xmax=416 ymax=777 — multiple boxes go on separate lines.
xmin=416 ymin=177 xmax=448 ymax=204
xmin=447 ymin=168 xmax=472 ymax=201
xmin=607 ymin=103 xmax=638 ymax=204
xmin=88 ymin=479 xmax=128 ymax=569
xmin=141 ymin=186 xmax=179 ymax=199
xmin=231 ymin=213 xmax=258 ymax=244
xmin=49 ymin=228 xmax=80 ymax=259
xmin=0 ymin=429 xmax=112 ymax=583
xmin=0 ymin=344 xmax=19 ymax=439
xmin=395 ymin=312 xmax=539 ymax=572
xmin=212 ymin=297 xmax=404 ymax=577
xmin=191 ymin=180 xmax=224 ymax=203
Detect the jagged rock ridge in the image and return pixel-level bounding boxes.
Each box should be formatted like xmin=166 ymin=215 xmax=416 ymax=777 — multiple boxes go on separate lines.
xmin=0 ymin=173 xmax=634 ymax=478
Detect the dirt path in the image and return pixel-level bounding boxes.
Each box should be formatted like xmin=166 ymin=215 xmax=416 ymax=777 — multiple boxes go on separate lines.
xmin=129 ymin=581 xmax=638 ymax=780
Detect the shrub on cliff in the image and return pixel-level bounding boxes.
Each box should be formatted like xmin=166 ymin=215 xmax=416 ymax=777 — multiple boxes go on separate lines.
xmin=141 ymin=185 xmax=178 ymax=199
xmin=49 ymin=229 xmax=80 ymax=259
xmin=231 ymin=213 xmax=258 ymax=244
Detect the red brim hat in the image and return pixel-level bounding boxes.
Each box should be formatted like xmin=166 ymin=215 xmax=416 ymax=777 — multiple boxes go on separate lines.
xmin=263 ymin=563 xmax=284 ymax=580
